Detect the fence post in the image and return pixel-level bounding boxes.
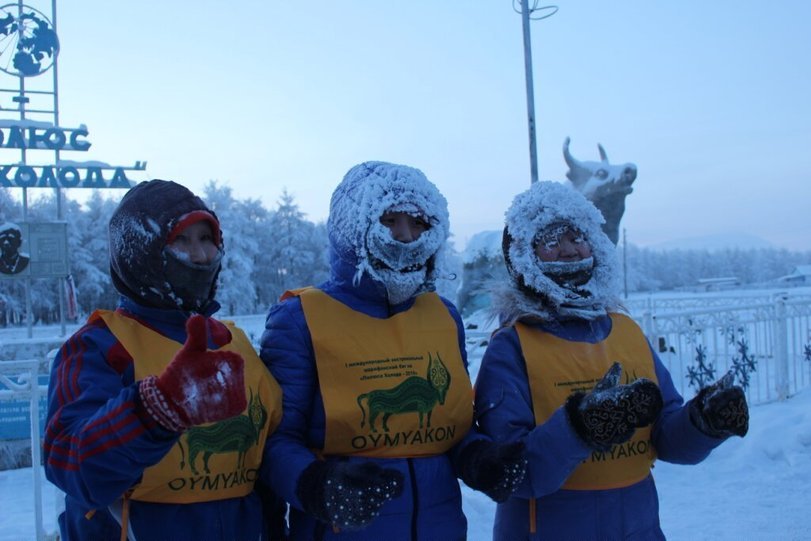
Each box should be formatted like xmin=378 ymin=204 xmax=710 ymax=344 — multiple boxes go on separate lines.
xmin=30 ymin=363 xmax=45 ymax=541
xmin=0 ymin=359 xmax=47 ymax=540
xmin=642 ymin=311 xmax=654 ymax=342
xmin=773 ymin=297 xmax=789 ymax=401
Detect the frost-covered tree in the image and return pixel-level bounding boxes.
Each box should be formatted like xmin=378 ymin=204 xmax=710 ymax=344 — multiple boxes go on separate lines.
xmin=260 ymin=189 xmax=328 ymax=306
xmin=70 ymin=192 xmax=120 ymax=313
xmin=203 ymin=181 xmax=260 ymax=316
xmin=235 ymin=196 xmax=274 ymax=310
xmin=4 ymin=184 xmax=811 ymax=325
xmin=622 ymin=244 xmax=811 ymax=292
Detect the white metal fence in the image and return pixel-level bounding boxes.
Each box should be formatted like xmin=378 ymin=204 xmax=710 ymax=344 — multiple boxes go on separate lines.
xmin=464 ymin=290 xmax=811 ymax=406
xmin=632 ymin=292 xmax=811 ymax=405
xmin=3 ymin=291 xmax=810 ymax=539
xmin=0 ymin=359 xmax=57 ymax=541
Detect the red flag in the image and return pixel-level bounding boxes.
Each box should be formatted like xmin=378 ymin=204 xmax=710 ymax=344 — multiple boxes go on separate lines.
xmin=65 ymin=275 xmax=78 ymax=320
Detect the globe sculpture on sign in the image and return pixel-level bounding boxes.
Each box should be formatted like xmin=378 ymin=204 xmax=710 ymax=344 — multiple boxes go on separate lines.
xmin=0 ymin=4 xmax=59 ymax=77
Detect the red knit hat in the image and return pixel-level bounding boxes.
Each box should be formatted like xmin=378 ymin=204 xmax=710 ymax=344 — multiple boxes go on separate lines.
xmin=167 ymin=210 xmax=222 ymax=246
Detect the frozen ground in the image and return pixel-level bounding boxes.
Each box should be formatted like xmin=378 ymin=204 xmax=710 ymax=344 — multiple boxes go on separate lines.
xmin=1 ymin=386 xmax=809 ymax=540
xmin=2 ymin=298 xmax=811 ymax=540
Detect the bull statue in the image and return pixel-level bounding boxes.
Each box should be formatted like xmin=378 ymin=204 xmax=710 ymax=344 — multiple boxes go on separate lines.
xmin=563 ymin=137 xmax=637 ymax=245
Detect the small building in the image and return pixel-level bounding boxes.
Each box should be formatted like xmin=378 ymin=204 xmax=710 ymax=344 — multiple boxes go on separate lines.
xmin=696 ymin=276 xmax=740 ymax=291
xmin=777 ymin=265 xmax=811 ymax=286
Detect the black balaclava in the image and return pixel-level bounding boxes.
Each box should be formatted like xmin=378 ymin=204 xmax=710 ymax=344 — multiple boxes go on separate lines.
xmin=108 ymin=179 xmax=223 ymax=312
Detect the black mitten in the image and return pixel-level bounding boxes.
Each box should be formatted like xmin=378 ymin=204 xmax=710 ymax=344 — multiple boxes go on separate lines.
xmin=689 ymin=369 xmax=749 ymax=438
xmin=458 ymin=440 xmax=527 ymax=502
xmin=565 ymin=362 xmax=664 ymax=451
xmin=296 ymin=460 xmax=404 ymax=530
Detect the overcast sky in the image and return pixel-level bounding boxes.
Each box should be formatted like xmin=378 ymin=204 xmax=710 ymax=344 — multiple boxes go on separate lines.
xmin=9 ymin=1 xmax=811 ymax=251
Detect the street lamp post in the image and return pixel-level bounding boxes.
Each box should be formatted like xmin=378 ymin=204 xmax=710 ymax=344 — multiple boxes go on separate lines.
xmin=514 ymin=0 xmax=557 ymax=185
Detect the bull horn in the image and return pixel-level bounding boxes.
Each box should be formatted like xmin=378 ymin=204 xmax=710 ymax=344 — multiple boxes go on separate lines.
xmin=563 ymin=137 xmax=589 ymax=181
xmin=562 ymin=137 xmax=576 ymax=168
xmin=598 ymin=143 xmax=609 ymax=162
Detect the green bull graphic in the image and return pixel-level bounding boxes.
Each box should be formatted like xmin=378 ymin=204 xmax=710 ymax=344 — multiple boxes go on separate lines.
xmin=178 ymin=390 xmax=268 ymax=475
xmin=357 ymin=352 xmax=450 ymax=433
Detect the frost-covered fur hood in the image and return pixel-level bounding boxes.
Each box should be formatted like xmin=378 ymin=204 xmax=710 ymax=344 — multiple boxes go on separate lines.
xmin=494 ymin=180 xmax=622 ymax=324
xmin=327 ymin=161 xmax=450 ymax=302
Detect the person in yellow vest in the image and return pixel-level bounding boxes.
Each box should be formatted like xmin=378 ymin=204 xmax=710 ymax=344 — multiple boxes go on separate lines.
xmin=474 ymin=180 xmax=750 ymax=540
xmin=43 ymin=179 xmax=284 ymax=541
xmin=258 ymin=161 xmax=527 ymax=540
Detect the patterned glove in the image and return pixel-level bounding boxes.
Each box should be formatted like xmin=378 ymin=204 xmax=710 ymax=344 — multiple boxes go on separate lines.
xmin=296 ymin=460 xmax=404 ymax=530
xmin=690 ymin=369 xmax=749 ymax=438
xmin=565 ymin=362 xmax=663 ymax=451
xmin=139 ymin=314 xmax=247 ymax=432
xmin=458 ymin=440 xmax=527 ymax=502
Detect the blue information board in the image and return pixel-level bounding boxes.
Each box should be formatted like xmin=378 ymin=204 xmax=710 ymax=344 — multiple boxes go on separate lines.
xmin=0 ymin=375 xmax=48 ymax=439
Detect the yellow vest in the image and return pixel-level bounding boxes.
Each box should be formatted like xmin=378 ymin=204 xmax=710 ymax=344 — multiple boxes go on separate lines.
xmin=516 ymin=313 xmax=657 ymax=490
xmin=93 ymin=310 xmax=282 ymax=504
xmin=292 ymin=288 xmax=473 ymax=458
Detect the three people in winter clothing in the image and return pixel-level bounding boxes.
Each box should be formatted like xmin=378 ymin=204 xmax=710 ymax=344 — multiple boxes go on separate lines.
xmin=259 ymin=161 xmax=526 ymax=540
xmin=42 ymin=169 xmax=747 ymax=541
xmin=44 ymin=179 xmax=283 ymax=541
xmin=474 ymin=180 xmax=749 ymax=540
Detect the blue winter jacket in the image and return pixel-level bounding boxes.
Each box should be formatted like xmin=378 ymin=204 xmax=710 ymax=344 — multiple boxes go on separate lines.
xmin=474 ymin=315 xmax=726 ymax=541
xmin=259 ymin=253 xmax=480 ymax=541
xmin=44 ymin=297 xmax=270 ymax=541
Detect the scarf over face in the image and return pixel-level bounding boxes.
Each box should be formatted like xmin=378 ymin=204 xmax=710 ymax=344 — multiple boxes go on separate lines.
xmin=327 ymin=161 xmax=450 ymax=305
xmin=495 ymin=180 xmax=622 ymax=324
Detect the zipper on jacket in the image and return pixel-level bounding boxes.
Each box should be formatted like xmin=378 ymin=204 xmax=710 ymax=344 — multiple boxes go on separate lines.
xmin=408 ymin=458 xmax=418 ymax=541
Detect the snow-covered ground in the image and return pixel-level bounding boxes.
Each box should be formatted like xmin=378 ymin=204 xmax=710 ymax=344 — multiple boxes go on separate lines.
xmin=1 ymin=387 xmax=809 ymax=540
xmin=2 ymin=303 xmax=811 ymax=540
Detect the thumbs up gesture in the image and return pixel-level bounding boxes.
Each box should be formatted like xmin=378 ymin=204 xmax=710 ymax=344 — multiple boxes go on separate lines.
xmin=139 ymin=314 xmax=247 ymax=432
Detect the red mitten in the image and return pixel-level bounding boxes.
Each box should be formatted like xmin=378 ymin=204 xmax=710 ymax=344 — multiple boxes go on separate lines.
xmin=139 ymin=314 xmax=247 ymax=432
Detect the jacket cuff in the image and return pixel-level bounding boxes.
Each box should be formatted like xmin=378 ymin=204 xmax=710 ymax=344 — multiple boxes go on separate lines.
xmin=138 ymin=375 xmax=186 ymax=433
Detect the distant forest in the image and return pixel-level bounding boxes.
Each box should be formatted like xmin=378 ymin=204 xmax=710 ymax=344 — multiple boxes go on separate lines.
xmin=1 ymin=186 xmax=809 ymax=325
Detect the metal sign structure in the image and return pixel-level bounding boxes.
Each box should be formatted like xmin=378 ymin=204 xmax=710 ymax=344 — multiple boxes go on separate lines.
xmin=0 ymin=1 xmax=147 ymax=190
xmin=0 ymin=0 xmax=147 ymax=339
xmin=0 ymin=3 xmax=137 ymax=538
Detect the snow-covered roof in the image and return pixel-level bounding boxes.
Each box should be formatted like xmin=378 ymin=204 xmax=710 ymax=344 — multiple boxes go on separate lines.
xmin=779 ymin=265 xmax=811 ymax=281
xmin=791 ymin=265 xmax=811 ymax=276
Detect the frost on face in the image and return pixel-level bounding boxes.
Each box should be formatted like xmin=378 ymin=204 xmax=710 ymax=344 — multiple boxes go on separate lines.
xmin=366 ymin=223 xmax=434 ymax=271
xmin=493 ymin=180 xmax=623 ymax=322
xmin=327 ymin=161 xmax=452 ymax=296
xmin=168 ymin=246 xmax=192 ymax=263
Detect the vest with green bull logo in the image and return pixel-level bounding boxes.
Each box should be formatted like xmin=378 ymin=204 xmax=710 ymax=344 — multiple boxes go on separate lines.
xmin=515 ymin=313 xmax=658 ymax=490
xmin=93 ymin=310 xmax=282 ymax=504
xmin=292 ymin=288 xmax=473 ymax=457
